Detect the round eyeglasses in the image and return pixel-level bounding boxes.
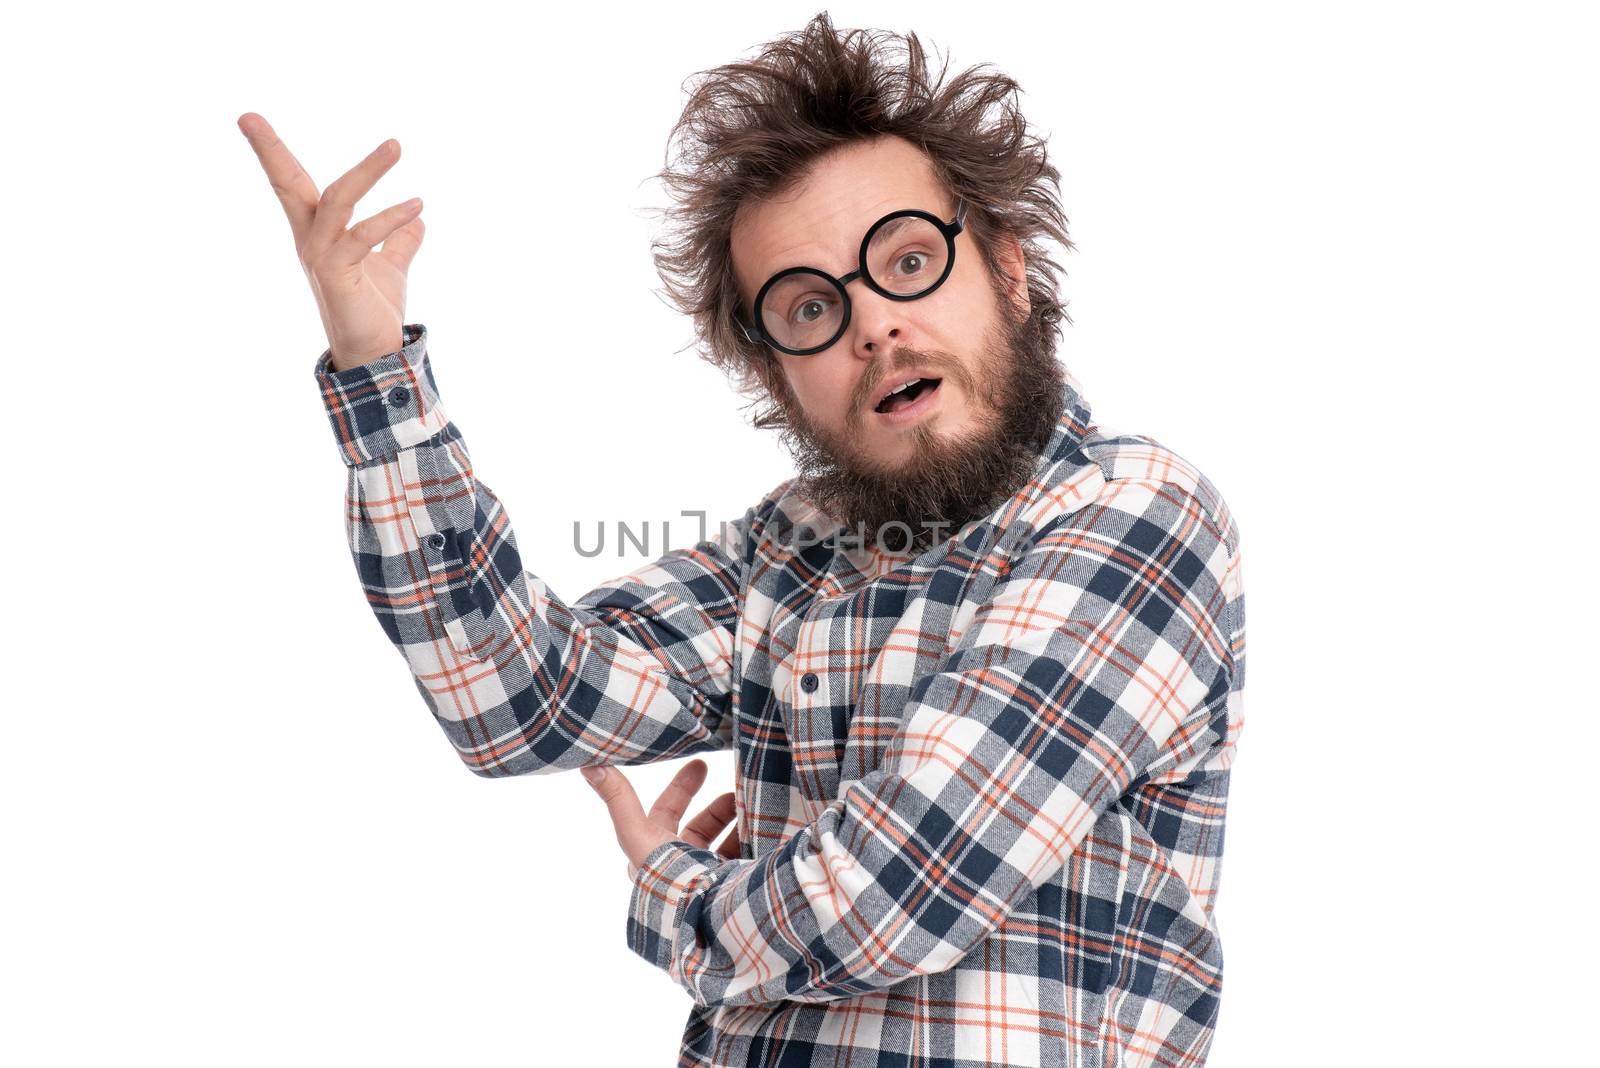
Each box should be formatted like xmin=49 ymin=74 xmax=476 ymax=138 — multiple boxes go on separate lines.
xmin=737 ymin=199 xmax=969 ymax=357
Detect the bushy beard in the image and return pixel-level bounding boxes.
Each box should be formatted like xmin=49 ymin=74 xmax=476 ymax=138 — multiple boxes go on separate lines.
xmin=771 ymin=298 xmax=1067 ymax=555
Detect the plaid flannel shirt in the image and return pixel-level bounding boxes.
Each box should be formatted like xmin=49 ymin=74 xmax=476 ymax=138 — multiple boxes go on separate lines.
xmin=315 ymin=324 xmax=1248 ymax=1068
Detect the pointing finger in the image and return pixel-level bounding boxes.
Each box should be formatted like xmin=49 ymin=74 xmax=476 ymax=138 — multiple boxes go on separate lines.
xmin=237 ymin=112 xmax=321 ymax=246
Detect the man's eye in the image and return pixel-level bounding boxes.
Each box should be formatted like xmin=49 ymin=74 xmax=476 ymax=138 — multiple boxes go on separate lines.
xmin=896 ymin=252 xmax=927 ymax=275
xmin=792 ymin=298 xmax=830 ymax=323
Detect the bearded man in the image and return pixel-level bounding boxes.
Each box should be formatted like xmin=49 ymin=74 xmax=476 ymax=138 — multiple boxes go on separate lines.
xmin=244 ymin=12 xmax=1247 ymax=1068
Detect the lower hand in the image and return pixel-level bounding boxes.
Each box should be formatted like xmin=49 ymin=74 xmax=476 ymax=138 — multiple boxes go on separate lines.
xmin=580 ymin=759 xmax=742 ymax=880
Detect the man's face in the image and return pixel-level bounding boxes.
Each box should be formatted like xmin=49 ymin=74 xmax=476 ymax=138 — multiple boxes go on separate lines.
xmin=730 ymin=134 xmax=1066 ymax=551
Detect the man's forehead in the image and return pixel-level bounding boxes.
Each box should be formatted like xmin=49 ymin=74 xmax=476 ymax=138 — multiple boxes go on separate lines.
xmin=731 ymin=142 xmax=951 ymax=300
xmin=739 ymin=193 xmax=899 ymax=268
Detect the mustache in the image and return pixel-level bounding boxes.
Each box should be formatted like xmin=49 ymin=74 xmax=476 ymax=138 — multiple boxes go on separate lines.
xmin=855 ymin=347 xmax=966 ymax=413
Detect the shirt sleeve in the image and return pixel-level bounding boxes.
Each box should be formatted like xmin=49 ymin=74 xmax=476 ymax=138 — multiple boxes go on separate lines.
xmin=624 ymin=476 xmax=1243 ymax=1007
xmin=313 ymin=324 xmax=759 ymax=777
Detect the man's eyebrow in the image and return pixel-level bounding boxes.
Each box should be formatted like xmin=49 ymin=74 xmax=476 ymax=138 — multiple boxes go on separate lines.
xmin=868 ymin=215 xmax=921 ymax=246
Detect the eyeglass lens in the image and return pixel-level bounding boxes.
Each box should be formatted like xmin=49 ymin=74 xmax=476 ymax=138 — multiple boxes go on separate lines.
xmin=758 ymin=215 xmax=951 ymax=353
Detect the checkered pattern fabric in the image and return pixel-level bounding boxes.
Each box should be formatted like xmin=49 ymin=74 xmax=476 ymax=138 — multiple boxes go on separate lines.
xmin=315 ymin=324 xmax=1248 ymax=1067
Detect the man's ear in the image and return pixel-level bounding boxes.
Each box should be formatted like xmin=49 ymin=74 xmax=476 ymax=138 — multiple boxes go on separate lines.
xmin=995 ymin=228 xmax=1030 ymax=319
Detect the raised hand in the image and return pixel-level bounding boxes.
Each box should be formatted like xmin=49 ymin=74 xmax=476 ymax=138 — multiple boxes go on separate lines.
xmin=238 ymin=112 xmax=425 ymax=370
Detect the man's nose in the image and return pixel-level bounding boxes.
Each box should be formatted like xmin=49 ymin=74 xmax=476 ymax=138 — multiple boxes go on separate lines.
xmin=846 ymin=282 xmax=909 ymax=360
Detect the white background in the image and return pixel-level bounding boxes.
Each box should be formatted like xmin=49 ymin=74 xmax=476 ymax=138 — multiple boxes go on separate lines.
xmin=4 ymin=1 xmax=1595 ymax=1064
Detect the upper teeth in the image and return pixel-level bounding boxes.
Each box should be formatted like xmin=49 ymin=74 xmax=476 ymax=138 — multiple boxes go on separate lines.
xmin=885 ymin=379 xmax=921 ymax=398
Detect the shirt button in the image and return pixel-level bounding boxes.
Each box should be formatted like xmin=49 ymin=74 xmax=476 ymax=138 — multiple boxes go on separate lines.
xmin=387 ymin=386 xmax=411 ymax=408
xmin=427 ymin=532 xmax=447 ymax=551
xmin=800 ymin=672 xmax=819 ymax=693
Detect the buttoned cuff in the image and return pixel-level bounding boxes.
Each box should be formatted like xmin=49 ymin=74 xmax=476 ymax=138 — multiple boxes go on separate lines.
xmin=313 ymin=324 xmax=452 ymax=467
xmin=626 ymin=839 xmax=724 ymax=977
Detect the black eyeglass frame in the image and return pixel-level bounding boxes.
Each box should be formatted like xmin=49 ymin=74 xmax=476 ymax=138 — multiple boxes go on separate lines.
xmin=737 ymin=199 xmax=970 ymax=357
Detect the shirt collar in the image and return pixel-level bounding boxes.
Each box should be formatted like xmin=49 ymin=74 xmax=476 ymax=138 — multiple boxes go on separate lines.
xmin=1039 ymin=367 xmax=1094 ymax=471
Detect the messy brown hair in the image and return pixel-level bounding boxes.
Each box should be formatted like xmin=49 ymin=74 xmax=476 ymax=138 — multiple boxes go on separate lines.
xmin=647 ymin=11 xmax=1074 ymax=432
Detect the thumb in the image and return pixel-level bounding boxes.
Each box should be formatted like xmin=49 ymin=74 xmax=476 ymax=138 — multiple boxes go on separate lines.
xmin=580 ymin=765 xmax=640 ymax=815
xmin=581 ymin=764 xmax=651 ymax=862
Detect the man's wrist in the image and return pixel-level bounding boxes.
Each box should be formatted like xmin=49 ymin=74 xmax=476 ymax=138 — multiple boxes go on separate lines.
xmin=329 ymin=333 xmax=406 ymax=372
xmin=626 ymin=839 xmax=723 ymax=975
xmin=313 ymin=323 xmax=448 ymax=466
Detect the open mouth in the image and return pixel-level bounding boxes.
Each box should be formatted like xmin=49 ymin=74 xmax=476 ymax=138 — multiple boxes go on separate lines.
xmin=873 ymin=377 xmax=942 ymax=415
